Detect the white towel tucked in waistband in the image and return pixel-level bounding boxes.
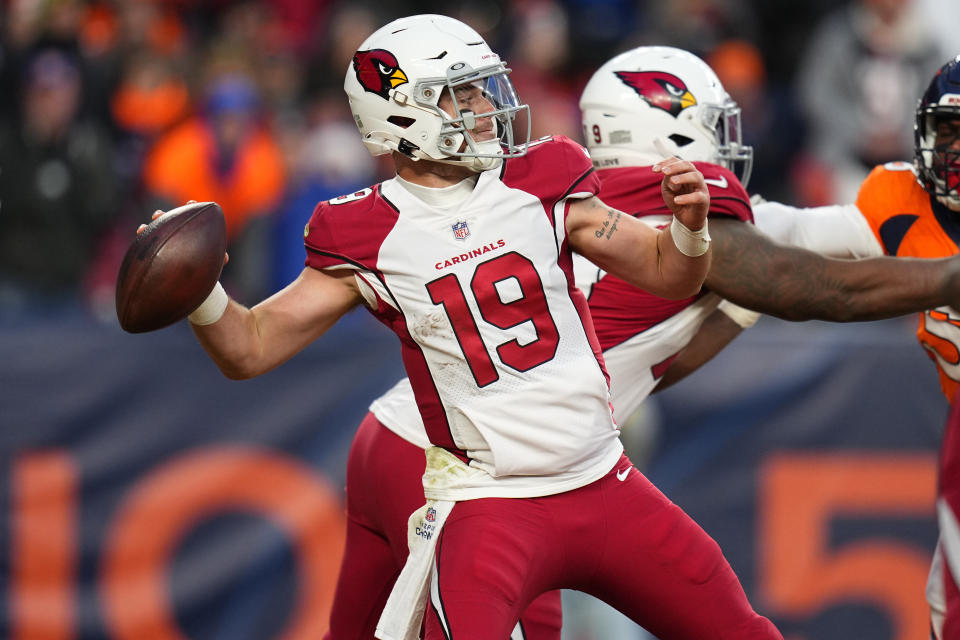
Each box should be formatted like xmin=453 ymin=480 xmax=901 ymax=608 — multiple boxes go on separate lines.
xmin=376 ymin=447 xmax=473 ymax=640
xmin=375 ymin=497 xmax=453 ymax=640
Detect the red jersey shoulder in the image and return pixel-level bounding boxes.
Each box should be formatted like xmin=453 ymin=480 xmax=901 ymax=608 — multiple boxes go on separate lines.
xmin=596 ymin=163 xmax=751 ymax=223
xmin=304 ymin=185 xmax=379 ymax=249
xmin=596 ymin=166 xmax=664 ymax=218
xmin=502 ymin=135 xmax=599 ymax=200
xmin=693 ymin=162 xmax=752 ymax=223
xmin=303 ymin=184 xmax=398 ymax=270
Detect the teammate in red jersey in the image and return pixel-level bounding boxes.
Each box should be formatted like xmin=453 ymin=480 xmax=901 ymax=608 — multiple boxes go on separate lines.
xmin=579 ymin=48 xmax=960 ymax=410
xmin=323 ymin=46 xmax=960 ymax=639
xmin=158 ymin=14 xmax=797 ymax=640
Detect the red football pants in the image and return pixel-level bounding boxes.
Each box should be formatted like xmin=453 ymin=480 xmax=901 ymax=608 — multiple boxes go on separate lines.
xmin=326 ymin=412 xmax=561 ymax=639
xmin=423 ymin=454 xmax=782 ymax=640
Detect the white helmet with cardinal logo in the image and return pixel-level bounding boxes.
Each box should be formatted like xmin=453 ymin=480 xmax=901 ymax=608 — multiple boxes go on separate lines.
xmin=580 ymin=45 xmax=753 ymax=187
xmin=344 ymin=14 xmax=530 ymax=172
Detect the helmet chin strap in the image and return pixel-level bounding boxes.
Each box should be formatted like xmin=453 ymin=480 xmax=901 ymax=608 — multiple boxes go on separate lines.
xmin=427 ymin=136 xmax=503 ymax=172
xmin=464 ymin=154 xmax=503 ymax=172
xmin=448 ymin=141 xmax=503 ymax=171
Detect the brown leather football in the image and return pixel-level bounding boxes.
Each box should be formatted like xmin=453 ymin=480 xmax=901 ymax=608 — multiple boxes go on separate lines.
xmin=116 ymin=202 xmax=227 ymax=333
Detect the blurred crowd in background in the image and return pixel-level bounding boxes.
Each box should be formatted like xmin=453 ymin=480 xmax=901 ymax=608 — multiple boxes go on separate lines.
xmin=0 ymin=0 xmax=957 ymax=323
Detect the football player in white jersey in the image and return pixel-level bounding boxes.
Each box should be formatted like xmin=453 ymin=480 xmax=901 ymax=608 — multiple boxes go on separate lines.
xmin=161 ymin=14 xmax=797 ymax=640
xmin=317 ymin=46 xmax=960 ymax=639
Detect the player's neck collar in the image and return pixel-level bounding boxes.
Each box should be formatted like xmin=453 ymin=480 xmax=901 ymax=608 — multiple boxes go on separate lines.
xmin=395 ymin=174 xmax=479 ymax=209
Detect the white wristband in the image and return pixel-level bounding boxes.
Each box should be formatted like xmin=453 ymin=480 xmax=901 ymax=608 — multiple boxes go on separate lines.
xmin=670 ymin=217 xmax=711 ymax=257
xmin=717 ymin=299 xmax=761 ymax=329
xmin=188 ymin=281 xmax=228 ymax=325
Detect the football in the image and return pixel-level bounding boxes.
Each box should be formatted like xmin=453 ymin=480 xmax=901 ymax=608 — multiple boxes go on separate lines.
xmin=115 ymin=201 xmax=227 ymax=333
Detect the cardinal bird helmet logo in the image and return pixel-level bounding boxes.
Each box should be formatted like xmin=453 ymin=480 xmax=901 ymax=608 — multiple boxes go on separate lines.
xmin=353 ymin=49 xmax=408 ymax=100
xmin=614 ymin=71 xmax=697 ymax=118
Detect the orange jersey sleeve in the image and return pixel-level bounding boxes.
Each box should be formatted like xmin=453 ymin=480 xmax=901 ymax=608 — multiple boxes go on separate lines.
xmin=856 ymin=162 xmax=960 ymax=400
xmin=855 ymin=162 xmax=959 ymax=259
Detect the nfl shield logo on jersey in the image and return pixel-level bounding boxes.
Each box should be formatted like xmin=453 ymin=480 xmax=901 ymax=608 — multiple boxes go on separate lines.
xmin=452 ymin=220 xmax=470 ymax=241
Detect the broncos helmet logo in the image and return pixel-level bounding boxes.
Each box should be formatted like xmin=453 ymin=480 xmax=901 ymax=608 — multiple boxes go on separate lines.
xmin=615 ymin=71 xmax=697 ymax=117
xmin=353 ymin=49 xmax=409 ymax=99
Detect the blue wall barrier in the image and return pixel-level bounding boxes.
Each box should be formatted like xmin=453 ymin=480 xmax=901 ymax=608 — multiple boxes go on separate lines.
xmin=0 ymin=311 xmax=945 ymax=639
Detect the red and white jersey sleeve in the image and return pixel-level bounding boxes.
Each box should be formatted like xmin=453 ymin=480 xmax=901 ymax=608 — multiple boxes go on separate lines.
xmin=571 ymin=162 xmax=751 ymax=423
xmin=306 ymin=136 xmax=622 ymax=499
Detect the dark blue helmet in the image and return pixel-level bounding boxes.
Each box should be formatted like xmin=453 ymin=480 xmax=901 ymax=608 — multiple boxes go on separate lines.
xmin=915 ymin=55 xmax=960 ymax=210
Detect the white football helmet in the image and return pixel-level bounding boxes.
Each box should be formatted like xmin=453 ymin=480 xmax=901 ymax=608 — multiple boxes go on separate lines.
xmin=580 ymin=46 xmax=753 ymax=187
xmin=344 ymin=14 xmax=530 ymax=172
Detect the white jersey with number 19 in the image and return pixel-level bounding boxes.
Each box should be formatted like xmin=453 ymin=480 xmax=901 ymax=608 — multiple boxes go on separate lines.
xmin=304 ymin=136 xmax=623 ymax=500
